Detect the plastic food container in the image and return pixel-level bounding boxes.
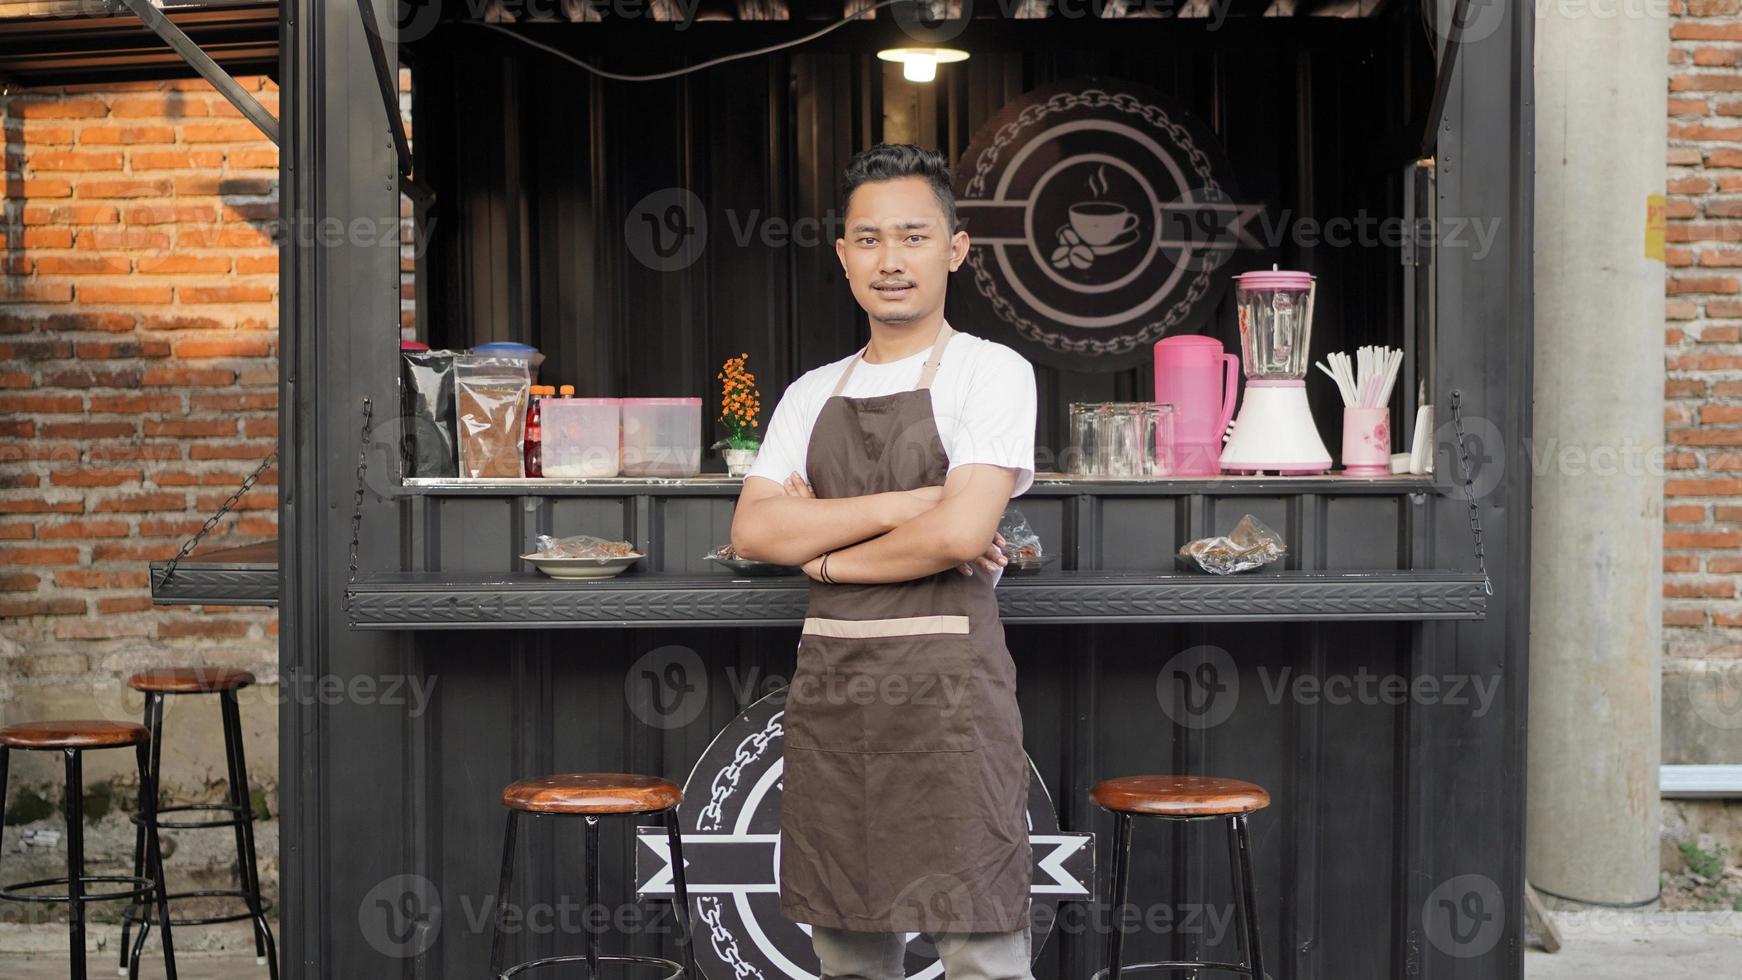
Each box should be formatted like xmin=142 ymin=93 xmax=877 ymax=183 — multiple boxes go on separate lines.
xmin=620 ymin=397 xmax=701 ymax=477
xmin=541 ymin=397 xmax=622 ymax=478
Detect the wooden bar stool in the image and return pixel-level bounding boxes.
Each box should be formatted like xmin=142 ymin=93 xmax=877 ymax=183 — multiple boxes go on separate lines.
xmin=489 ymin=772 xmax=695 ymax=980
xmin=0 ymin=720 xmax=177 ymax=980
xmin=1091 ymin=775 xmax=1270 ymax=980
xmin=118 ymin=668 xmax=276 ymax=980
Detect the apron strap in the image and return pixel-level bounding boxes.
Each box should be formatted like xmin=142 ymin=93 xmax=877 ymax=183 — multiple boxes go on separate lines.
xmin=915 ymin=321 xmax=954 ymax=390
xmin=828 ymin=321 xmax=956 ymax=399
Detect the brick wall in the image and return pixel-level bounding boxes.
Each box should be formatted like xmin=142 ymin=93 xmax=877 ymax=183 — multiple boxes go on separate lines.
xmin=0 ymin=77 xmax=282 ymax=790
xmin=1666 ymin=5 xmax=1742 ymax=773
xmin=1668 ymin=11 xmax=1742 ymax=648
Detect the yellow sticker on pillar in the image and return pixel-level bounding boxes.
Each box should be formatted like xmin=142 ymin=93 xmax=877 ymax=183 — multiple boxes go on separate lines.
xmin=1646 ymin=194 xmax=1666 ymax=262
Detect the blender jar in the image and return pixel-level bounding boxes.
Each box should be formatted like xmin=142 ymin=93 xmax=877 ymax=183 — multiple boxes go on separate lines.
xmin=1234 ymin=270 xmax=1316 ymax=378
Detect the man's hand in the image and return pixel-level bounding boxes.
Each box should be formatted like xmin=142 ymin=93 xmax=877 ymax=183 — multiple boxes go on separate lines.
xmin=783 ymin=475 xmax=1002 ymax=577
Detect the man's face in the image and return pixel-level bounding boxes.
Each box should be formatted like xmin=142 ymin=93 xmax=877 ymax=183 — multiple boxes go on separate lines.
xmin=836 ymin=176 xmax=970 ymax=326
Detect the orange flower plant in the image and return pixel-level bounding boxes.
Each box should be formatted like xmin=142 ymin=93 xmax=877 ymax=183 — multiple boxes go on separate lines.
xmin=711 ymin=352 xmax=763 ymax=452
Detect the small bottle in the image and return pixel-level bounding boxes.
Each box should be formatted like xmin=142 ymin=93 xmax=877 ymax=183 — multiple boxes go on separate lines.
xmin=559 ymin=384 xmax=575 ymax=398
xmin=525 ymin=385 xmax=547 ymax=477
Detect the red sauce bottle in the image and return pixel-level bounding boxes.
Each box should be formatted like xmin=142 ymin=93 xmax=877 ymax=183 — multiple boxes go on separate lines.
xmin=524 ymin=385 xmax=546 ymax=477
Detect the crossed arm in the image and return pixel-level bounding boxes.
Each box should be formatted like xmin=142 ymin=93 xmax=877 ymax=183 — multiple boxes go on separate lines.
xmin=729 ymin=464 xmax=1016 ymax=583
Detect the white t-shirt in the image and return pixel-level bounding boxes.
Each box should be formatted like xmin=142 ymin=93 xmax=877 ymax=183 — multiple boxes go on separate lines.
xmin=745 ymin=327 xmax=1037 ymax=499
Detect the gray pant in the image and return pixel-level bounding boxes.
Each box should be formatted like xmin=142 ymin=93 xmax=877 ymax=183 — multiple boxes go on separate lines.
xmin=810 ymin=923 xmax=1034 ymax=980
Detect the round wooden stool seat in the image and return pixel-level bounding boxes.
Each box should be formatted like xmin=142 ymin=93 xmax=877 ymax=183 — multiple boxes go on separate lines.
xmin=501 ymin=772 xmax=682 ymax=815
xmin=0 ymin=720 xmax=149 ymax=750
xmin=127 ymin=668 xmax=257 ymax=694
xmin=1091 ymin=775 xmax=1271 ymax=817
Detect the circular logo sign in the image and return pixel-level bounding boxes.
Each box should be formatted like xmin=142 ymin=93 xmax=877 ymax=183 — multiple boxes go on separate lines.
xmin=952 ymin=78 xmax=1262 ymax=370
xmin=634 ymin=689 xmax=1093 ymax=980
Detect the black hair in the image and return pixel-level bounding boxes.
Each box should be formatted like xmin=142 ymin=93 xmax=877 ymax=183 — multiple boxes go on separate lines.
xmin=840 ymin=143 xmax=960 ymax=235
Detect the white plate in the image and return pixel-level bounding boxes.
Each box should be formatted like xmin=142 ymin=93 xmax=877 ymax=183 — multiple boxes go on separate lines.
xmin=521 ymin=553 xmax=643 ymax=580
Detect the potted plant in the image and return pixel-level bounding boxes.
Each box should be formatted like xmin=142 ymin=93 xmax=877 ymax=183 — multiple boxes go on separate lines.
xmin=711 ymin=352 xmax=762 ymax=477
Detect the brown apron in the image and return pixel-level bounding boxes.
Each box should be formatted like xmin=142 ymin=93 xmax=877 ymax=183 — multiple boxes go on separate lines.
xmin=779 ymin=322 xmax=1032 ymax=935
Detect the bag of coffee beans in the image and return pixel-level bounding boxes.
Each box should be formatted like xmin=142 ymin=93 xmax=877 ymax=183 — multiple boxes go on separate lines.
xmin=454 ymin=354 xmax=531 ymax=478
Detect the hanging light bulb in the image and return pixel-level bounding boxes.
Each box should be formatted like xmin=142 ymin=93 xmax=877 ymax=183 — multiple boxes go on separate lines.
xmin=876 ymin=47 xmax=970 ymax=83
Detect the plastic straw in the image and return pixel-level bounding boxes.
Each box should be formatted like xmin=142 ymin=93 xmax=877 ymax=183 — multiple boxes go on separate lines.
xmin=1319 ymin=346 xmax=1403 ymax=408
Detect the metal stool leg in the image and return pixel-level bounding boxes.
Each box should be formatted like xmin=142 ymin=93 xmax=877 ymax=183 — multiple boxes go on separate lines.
xmin=120 ymin=693 xmax=159 ymax=977
xmin=65 ymin=748 xmax=87 ymax=980
xmin=1232 ymin=814 xmax=1263 ymax=980
xmin=1102 ymin=810 xmax=1133 ymax=980
xmin=584 ymin=815 xmax=601 ymax=980
xmin=0 ymin=747 xmax=9 ymax=887
xmin=138 ymin=738 xmax=179 ymax=980
xmin=488 ymin=811 xmax=519 ymax=980
xmin=127 ymin=694 xmax=167 ymax=980
xmin=1223 ymin=816 xmax=1249 ymax=977
xmin=663 ymin=809 xmax=696 ymax=979
xmin=222 ymin=691 xmax=278 ymax=977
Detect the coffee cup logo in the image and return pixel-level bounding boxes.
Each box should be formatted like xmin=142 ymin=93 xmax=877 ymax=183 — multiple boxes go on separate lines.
xmin=953 ymin=79 xmax=1265 ymax=370
xmin=1068 ymin=201 xmax=1139 ymax=248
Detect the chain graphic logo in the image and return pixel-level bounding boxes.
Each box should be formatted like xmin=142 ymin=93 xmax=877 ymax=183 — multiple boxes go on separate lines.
xmin=632 ymin=690 xmax=1093 ymax=979
xmin=953 ymin=78 xmax=1263 ymax=370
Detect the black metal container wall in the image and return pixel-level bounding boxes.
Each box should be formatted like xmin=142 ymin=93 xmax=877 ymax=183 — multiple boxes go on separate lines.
xmin=280 ymin=6 xmax=1533 ymax=980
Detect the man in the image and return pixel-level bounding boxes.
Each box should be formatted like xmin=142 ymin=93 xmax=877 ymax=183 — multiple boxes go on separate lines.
xmin=730 ymin=143 xmax=1038 ymax=980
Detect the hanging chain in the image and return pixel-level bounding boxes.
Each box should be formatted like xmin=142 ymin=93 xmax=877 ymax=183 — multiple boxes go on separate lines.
xmin=159 ymin=450 xmax=278 ymax=586
xmin=1448 ymin=389 xmax=1494 ymax=597
xmin=347 ymin=396 xmax=375 ymax=593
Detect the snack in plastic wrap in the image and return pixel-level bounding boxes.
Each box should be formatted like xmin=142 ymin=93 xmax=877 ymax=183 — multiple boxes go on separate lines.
xmin=532 ymin=533 xmax=641 ymax=559
xmin=996 ymin=508 xmax=1050 ymax=573
xmin=1177 ymin=514 xmax=1286 ymax=575
xmin=703 ymin=542 xmax=802 ymax=576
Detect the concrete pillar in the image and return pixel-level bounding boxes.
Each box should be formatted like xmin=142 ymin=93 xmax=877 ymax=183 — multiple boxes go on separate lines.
xmin=1527 ymin=6 xmax=1668 ymax=906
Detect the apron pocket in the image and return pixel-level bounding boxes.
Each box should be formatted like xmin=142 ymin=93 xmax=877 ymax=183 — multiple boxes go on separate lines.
xmin=786 ymin=628 xmax=981 ymax=754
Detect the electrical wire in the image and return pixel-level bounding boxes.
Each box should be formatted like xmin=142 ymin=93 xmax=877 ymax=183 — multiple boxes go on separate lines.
xmin=476 ymin=0 xmax=910 ymax=82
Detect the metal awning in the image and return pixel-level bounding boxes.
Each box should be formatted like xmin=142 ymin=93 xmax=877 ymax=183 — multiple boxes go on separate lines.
xmin=0 ymin=0 xmax=276 ymax=88
xmin=469 ymin=0 xmax=1390 ymax=24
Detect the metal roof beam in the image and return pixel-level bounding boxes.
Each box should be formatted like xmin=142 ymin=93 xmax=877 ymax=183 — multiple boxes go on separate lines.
xmin=353 ymin=0 xmax=426 ymax=206
xmin=114 ymin=0 xmax=278 ymax=143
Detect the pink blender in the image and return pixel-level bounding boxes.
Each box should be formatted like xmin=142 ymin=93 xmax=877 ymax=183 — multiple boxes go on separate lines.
xmin=1153 ymin=335 xmax=1239 ymax=475
xmin=1218 ymin=269 xmax=1332 ymax=474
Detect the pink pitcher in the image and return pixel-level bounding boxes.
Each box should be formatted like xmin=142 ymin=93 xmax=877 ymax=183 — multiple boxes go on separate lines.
xmin=1154 ymin=335 xmax=1239 ymax=475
